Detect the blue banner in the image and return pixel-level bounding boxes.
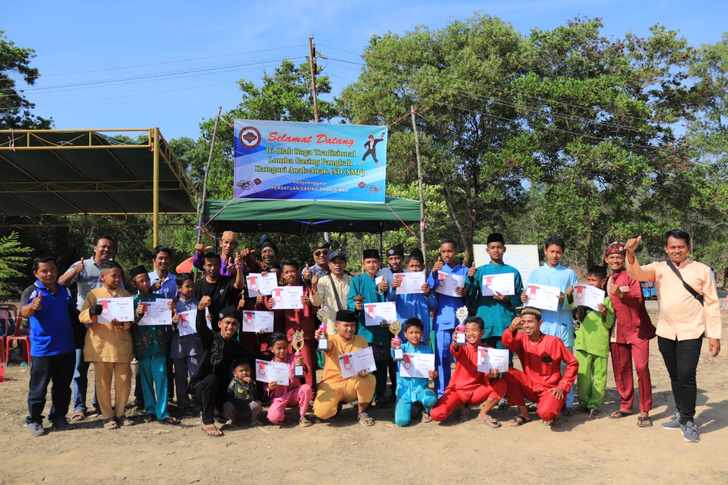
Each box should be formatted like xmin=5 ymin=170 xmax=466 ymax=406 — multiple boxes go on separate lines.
xmin=233 ymin=120 xmax=387 ymax=203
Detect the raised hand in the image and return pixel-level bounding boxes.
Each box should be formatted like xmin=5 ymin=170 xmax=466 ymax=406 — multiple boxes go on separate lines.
xmin=624 ymin=236 xmax=642 ymax=253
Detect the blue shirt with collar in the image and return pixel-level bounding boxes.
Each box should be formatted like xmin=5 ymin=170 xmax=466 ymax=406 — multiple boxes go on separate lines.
xmin=148 ymin=270 xmax=177 ymax=300
xmin=21 ymin=280 xmax=75 ymax=357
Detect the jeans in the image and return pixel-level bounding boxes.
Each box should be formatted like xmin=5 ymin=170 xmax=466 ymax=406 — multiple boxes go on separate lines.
xmin=27 ymin=352 xmax=75 ymax=423
xmin=658 ymin=336 xmax=703 ymax=424
xmin=71 ymin=348 xmax=97 ymax=413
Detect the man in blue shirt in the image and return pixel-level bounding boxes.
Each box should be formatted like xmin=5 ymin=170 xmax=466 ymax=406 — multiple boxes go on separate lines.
xmin=20 ymin=256 xmax=76 ymax=437
xmin=520 ymin=235 xmax=578 ymax=409
xmin=148 ymin=246 xmax=177 ymax=299
xmin=427 ymin=239 xmax=468 ymax=396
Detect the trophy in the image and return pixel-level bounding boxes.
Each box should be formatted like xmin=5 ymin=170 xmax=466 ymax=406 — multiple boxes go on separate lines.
xmin=292 ymin=330 xmax=305 ymax=377
xmin=389 ymin=320 xmax=403 ymax=360
xmin=455 ymin=306 xmax=468 ymax=344
xmin=317 ymin=323 xmax=328 ymax=351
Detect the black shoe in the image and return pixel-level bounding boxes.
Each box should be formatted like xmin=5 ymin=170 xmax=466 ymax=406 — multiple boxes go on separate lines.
xmin=50 ymin=419 xmax=71 ymax=431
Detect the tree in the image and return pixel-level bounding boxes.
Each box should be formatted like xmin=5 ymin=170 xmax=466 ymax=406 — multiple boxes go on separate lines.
xmin=0 ymin=232 xmax=32 ymax=298
xmin=0 ymin=30 xmax=51 ymax=129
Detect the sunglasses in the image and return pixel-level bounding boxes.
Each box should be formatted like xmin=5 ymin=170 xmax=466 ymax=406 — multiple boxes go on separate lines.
xmin=314 ymin=250 xmax=329 ymax=257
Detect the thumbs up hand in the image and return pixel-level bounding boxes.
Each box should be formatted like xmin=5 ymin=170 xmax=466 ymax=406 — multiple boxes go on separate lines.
xmin=467 ymin=262 xmax=476 ymax=278
xmin=30 ymin=294 xmax=43 ymax=312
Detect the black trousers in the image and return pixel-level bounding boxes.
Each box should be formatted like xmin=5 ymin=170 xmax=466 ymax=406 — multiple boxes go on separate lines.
xmin=192 ymin=374 xmax=222 ymax=425
xmin=658 ymin=336 xmax=703 ymax=423
xmin=372 ymin=344 xmax=395 ymax=401
xmin=27 ymin=352 xmax=75 ymax=424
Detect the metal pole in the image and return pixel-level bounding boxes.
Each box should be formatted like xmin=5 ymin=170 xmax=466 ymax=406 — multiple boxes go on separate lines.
xmin=195 ymin=106 xmax=223 ymax=244
xmin=308 ymin=36 xmax=320 ymax=122
xmin=152 ymin=127 xmax=160 ymax=247
xmin=410 ymin=105 xmax=427 ymax=266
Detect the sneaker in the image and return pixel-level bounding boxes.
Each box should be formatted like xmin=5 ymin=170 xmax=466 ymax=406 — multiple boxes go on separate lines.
xmin=50 ymin=419 xmax=71 ymax=431
xmin=681 ymin=421 xmax=700 ymax=443
xmin=27 ymin=421 xmax=45 ymax=437
xmin=662 ymin=412 xmax=682 ymax=430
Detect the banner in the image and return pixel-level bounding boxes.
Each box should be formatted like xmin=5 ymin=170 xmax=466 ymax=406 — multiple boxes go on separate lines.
xmin=233 ymin=120 xmax=387 ymax=203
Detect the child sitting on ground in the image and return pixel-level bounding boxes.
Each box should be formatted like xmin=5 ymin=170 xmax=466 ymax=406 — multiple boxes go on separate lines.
xmin=391 ymin=318 xmax=438 ymax=426
xmin=430 ymin=316 xmax=506 ymax=427
xmin=223 ymin=362 xmax=262 ymax=426
xmin=265 ymin=332 xmax=313 ymax=427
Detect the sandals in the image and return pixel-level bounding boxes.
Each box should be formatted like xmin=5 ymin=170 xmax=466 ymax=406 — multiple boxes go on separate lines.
xmin=160 ymin=416 xmax=180 ymax=425
xmin=69 ymin=411 xmax=85 ymax=423
xmin=421 ymin=412 xmax=432 ymax=424
xmin=299 ymin=415 xmax=313 ymax=427
xmin=637 ymin=414 xmax=653 ymax=427
xmin=509 ymin=415 xmax=532 ymax=427
xmin=357 ymin=412 xmax=375 ymax=426
xmin=104 ymin=418 xmax=119 ymax=430
xmin=609 ymin=410 xmax=632 ymax=419
xmin=202 ymin=424 xmax=223 ymax=437
xmin=479 ymin=413 xmax=501 ymax=428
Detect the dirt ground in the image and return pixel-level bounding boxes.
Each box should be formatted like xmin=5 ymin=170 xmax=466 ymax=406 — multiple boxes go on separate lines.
xmin=2 ymin=306 xmax=728 ymax=485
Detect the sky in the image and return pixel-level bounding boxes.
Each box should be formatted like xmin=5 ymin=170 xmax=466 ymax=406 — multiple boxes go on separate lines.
xmin=3 ymin=0 xmax=727 ymax=141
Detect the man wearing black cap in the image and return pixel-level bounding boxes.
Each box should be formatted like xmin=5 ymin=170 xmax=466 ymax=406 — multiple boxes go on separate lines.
xmin=378 ymin=244 xmax=404 ymax=291
xmin=311 ymin=250 xmax=351 ymax=335
xmin=347 ymin=249 xmax=395 ymax=405
xmin=313 ymin=310 xmax=376 ymax=425
xmin=502 ymin=307 xmax=578 ymax=426
xmin=302 ymin=239 xmax=330 ymax=285
xmin=190 ymin=306 xmax=251 ymax=437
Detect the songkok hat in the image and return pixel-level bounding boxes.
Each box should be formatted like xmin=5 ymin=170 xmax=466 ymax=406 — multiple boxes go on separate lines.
xmin=362 ymin=249 xmax=380 ymax=260
xmin=219 ymin=306 xmax=240 ymax=321
xmin=335 ymin=310 xmax=357 ymax=323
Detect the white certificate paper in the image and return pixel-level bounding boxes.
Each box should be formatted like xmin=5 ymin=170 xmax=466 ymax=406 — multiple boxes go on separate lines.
xmin=525 ymin=284 xmax=561 ymax=312
xmin=271 ymin=286 xmax=304 ymax=310
xmin=242 ymin=310 xmax=275 ymax=333
xmin=138 ymin=298 xmax=173 ymax=326
xmin=435 ymin=272 xmax=465 ymax=298
xmin=246 ymin=272 xmax=278 ymax=297
xmin=395 ymin=272 xmax=426 ymax=295
xmin=477 ymin=347 xmax=510 ymax=373
xmin=176 ymin=309 xmax=198 ymax=336
xmin=363 ymin=301 xmax=397 ymax=326
xmin=255 ymin=359 xmax=289 ymax=386
xmin=97 ymin=297 xmax=134 ymax=324
xmin=573 ymin=284 xmax=606 ymax=311
xmin=481 ymin=273 xmax=515 ymax=296
xmin=338 ymin=347 xmax=377 ymax=378
xmin=399 ymin=352 xmax=435 ymax=379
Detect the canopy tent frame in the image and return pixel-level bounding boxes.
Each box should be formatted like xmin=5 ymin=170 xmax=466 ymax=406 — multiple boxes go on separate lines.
xmin=0 ymin=128 xmax=196 ymax=246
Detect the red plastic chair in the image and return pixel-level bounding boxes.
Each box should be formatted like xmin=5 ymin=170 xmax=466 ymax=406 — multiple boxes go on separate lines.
xmin=2 ymin=304 xmax=31 ymax=364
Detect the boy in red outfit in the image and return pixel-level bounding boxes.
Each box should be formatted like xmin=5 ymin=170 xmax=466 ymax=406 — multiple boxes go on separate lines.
xmin=263 ymin=260 xmax=316 ymax=388
xmin=503 ymin=307 xmax=578 ymax=426
xmin=430 ymin=316 xmax=506 ymax=427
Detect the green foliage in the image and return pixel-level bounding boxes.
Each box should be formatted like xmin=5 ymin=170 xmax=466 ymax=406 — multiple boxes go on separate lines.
xmin=0 ymin=232 xmax=32 ymax=298
xmin=0 ymin=30 xmax=51 ymax=128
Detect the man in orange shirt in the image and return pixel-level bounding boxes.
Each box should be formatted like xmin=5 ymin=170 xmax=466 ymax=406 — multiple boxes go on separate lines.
xmin=625 ymin=229 xmax=721 ymax=443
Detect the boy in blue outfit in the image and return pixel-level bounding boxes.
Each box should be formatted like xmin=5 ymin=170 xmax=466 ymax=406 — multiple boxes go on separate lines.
xmin=391 ymin=318 xmax=438 ymax=426
xmin=391 ymin=252 xmax=437 ymax=347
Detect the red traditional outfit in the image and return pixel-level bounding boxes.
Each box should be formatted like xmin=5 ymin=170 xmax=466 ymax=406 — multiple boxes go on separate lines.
xmin=502 ymin=327 xmax=578 ymax=422
xmin=430 ymin=341 xmax=507 ymax=421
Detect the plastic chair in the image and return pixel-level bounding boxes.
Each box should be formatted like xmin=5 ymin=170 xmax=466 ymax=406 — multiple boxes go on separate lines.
xmin=2 ymin=304 xmax=31 ymax=364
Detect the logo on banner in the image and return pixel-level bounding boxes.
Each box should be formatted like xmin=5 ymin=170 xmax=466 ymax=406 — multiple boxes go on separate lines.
xmin=239 ymin=126 xmax=261 ymax=148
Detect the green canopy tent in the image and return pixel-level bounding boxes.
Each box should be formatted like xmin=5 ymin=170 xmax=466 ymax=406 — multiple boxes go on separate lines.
xmin=202 ymin=197 xmax=421 ymax=234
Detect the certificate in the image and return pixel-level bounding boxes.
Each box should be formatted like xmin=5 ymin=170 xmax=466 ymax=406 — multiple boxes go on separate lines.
xmin=363 ymin=301 xmax=397 ymax=326
xmin=271 ymin=286 xmax=304 ymax=310
xmin=242 ymin=310 xmax=275 ymax=333
xmin=176 ymin=309 xmax=197 ymax=336
xmin=477 ymin=347 xmax=509 ymax=373
xmin=338 ymin=347 xmax=377 ymax=378
xmin=573 ymin=284 xmax=605 ymax=311
xmin=525 ymin=284 xmax=561 ymax=312
xmin=246 ymin=272 xmax=278 ymax=297
xmin=96 ymin=297 xmax=134 ymax=324
xmin=481 ymin=273 xmax=515 ymax=296
xmin=435 ymin=272 xmax=465 ymax=298
xmin=255 ymin=359 xmax=289 ymax=386
xmin=395 ymin=272 xmax=426 ymax=295
xmin=399 ymin=353 xmax=435 ymax=379
xmin=138 ymin=298 xmax=173 ymax=326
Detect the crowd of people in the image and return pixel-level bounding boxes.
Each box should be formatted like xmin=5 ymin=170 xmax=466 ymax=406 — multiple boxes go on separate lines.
xmin=17 ymin=228 xmax=722 ymax=444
